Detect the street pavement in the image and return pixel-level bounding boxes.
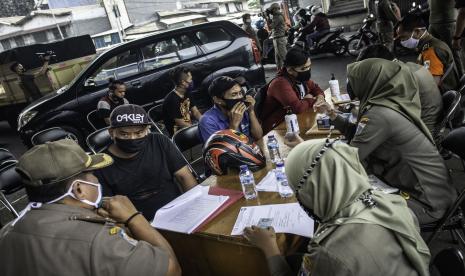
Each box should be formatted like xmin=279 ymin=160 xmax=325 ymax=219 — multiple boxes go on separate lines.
xmin=0 ymin=55 xmax=464 ymax=273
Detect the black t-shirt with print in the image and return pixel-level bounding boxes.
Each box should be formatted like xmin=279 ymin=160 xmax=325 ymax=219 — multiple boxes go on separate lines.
xmin=162 ymin=90 xmax=195 ymax=136
xmin=95 ymin=133 xmax=187 ymax=220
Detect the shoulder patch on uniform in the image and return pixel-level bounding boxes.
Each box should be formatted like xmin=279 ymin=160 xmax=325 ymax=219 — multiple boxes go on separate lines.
xmin=300 ymin=254 xmax=313 ymax=275
xmin=355 ymin=117 xmax=369 ymax=136
xmin=119 ymin=228 xmax=138 ymax=246
xmin=421 ymin=43 xmax=430 ymax=52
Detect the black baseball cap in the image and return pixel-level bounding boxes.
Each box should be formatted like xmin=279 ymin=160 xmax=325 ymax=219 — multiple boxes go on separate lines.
xmin=110 ymin=104 xmax=151 ymax=128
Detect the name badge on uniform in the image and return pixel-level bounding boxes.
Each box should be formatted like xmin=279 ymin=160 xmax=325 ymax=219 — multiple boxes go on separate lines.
xmin=355 ymin=117 xmax=369 ymax=136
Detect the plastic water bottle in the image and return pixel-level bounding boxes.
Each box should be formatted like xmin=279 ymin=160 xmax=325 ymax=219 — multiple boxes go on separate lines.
xmin=285 ymin=108 xmax=300 ymax=135
xmin=329 ymin=73 xmax=340 ymax=97
xmin=267 ymin=134 xmax=281 ymax=163
xmin=275 ymin=161 xmax=293 ymax=198
xmin=239 ymin=165 xmax=257 ymax=200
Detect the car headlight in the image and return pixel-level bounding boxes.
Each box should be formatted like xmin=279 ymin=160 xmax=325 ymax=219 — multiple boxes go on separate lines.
xmin=18 ymin=110 xmax=38 ymax=131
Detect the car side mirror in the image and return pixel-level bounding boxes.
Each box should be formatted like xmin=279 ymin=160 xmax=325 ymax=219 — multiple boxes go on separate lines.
xmin=84 ymin=78 xmax=96 ymax=87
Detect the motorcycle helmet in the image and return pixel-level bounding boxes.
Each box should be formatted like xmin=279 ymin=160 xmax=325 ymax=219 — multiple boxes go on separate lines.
xmin=255 ymin=19 xmax=265 ymax=29
xmin=297 ymin=8 xmax=307 ymax=17
xmin=310 ymin=5 xmax=323 ymax=15
xmin=203 ymin=129 xmax=265 ymax=175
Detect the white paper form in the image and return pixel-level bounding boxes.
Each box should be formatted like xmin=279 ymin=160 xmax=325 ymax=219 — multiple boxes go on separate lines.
xmin=256 ymin=171 xmax=279 ymax=192
xmin=152 ymin=185 xmax=229 ymax=234
xmin=368 ymin=175 xmax=399 ymax=194
xmin=231 ymin=203 xmax=314 ymax=238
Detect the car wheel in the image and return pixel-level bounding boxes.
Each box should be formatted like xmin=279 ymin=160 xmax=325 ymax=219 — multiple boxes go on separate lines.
xmin=347 ymin=37 xmax=367 ymax=57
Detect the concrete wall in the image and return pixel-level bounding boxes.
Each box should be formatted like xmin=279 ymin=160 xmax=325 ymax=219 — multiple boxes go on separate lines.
xmin=70 ymin=16 xmax=112 ymax=36
xmin=0 ymin=0 xmax=35 ymax=17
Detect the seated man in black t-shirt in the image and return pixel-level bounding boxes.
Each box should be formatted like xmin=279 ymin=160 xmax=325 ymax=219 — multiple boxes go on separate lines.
xmin=94 ymin=104 xmax=198 ymax=220
xmin=97 ymin=79 xmax=129 ymax=126
xmin=162 ymin=66 xmax=202 ymax=136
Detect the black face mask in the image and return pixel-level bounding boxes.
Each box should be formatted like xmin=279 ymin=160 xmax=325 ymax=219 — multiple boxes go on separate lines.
xmin=222 ymin=97 xmax=245 ymax=110
xmin=346 ymin=80 xmax=356 ymax=100
xmin=295 ymin=69 xmax=311 ymax=82
xmin=109 ymin=93 xmax=123 ymax=103
xmin=115 ymin=136 xmax=147 ymax=154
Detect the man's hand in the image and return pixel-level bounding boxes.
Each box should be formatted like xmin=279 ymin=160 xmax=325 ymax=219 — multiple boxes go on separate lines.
xmin=453 ymin=38 xmax=462 ymax=50
xmin=244 ymin=95 xmax=256 ymax=111
xmin=284 ymin=133 xmax=304 ymax=148
xmin=313 ymin=100 xmax=334 ymax=116
xmin=43 ymin=55 xmax=51 ymax=61
xmin=98 ymin=195 xmax=138 ymax=223
xmin=229 ymin=102 xmax=247 ymax=130
xmin=243 ymin=226 xmax=281 ymax=258
xmin=304 ymin=94 xmax=315 ymax=100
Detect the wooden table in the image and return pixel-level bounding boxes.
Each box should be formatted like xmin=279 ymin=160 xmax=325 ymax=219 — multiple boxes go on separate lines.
xmin=161 ymin=89 xmax=341 ymax=276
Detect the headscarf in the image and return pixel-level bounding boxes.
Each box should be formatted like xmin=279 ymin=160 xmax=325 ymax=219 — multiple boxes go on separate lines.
xmin=347 ymin=58 xmax=434 ymax=143
xmin=285 ymin=139 xmax=431 ymax=276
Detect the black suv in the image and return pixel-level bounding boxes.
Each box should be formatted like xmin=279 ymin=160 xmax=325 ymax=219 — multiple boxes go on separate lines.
xmin=18 ymin=21 xmax=265 ymax=146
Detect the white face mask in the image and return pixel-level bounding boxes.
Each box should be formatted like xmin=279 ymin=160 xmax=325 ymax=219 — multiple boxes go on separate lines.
xmin=400 ymin=29 xmax=426 ymax=49
xmin=47 ymin=179 xmax=102 ymax=209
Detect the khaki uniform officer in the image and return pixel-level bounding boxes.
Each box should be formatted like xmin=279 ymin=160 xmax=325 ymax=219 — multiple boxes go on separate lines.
xmin=322 ymin=59 xmax=457 ymax=225
xmin=268 ymin=3 xmax=288 ymax=70
xmin=0 ymin=139 xmax=181 ymax=276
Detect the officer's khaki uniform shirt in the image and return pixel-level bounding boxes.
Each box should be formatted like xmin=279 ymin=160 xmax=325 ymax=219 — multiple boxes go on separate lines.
xmin=0 ymin=204 xmax=169 ymax=276
xmin=405 ymin=62 xmax=443 ymax=139
xmin=333 ymin=106 xmax=456 ymax=224
xmin=268 ymin=224 xmax=420 ymax=276
xmin=270 ymin=12 xmax=286 ymax=38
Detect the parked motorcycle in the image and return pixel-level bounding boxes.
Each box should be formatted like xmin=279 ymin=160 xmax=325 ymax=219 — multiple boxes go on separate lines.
xmin=347 ymin=14 xmax=378 ymax=57
xmin=291 ymin=27 xmax=348 ymax=56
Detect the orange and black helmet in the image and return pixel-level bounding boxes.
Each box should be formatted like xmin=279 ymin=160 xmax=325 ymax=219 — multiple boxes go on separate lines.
xmin=203 ymin=129 xmax=265 ymax=175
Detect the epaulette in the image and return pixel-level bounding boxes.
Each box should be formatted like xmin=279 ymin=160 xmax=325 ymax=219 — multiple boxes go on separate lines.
xmin=69 ymin=215 xmax=116 ymax=225
xmin=421 ymin=43 xmax=431 ymax=52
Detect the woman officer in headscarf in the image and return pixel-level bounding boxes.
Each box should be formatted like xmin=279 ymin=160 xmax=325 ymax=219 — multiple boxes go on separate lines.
xmin=243 ymin=139 xmax=431 ymax=276
xmin=311 ymin=58 xmax=456 ymax=225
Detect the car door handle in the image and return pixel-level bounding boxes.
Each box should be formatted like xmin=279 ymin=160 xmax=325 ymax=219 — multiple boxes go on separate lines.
xmin=194 ymin=62 xmax=208 ymax=67
xmin=130 ymin=80 xmax=142 ymax=88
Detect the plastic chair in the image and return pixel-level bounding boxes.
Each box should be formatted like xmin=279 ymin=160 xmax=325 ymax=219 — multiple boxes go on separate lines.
xmin=86 ymin=127 xmax=112 ymax=154
xmin=87 ymin=109 xmax=106 ymax=131
xmin=0 ymin=148 xmax=15 ymax=166
xmin=148 ymin=104 xmax=169 ymax=136
xmin=422 ymin=127 xmax=465 ymax=246
xmin=433 ymin=248 xmax=465 ymax=276
xmin=0 ymin=162 xmax=24 ymax=218
xmin=439 ymin=63 xmax=456 ymax=92
xmin=172 ymin=124 xmax=204 ymax=181
xmin=31 ymin=127 xmax=78 ymax=146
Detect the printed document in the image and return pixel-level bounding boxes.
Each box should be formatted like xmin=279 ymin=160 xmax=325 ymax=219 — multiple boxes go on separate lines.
xmin=368 ymin=175 xmax=399 ymax=194
xmin=231 ymin=203 xmax=314 ymax=237
xmin=256 ymin=171 xmax=279 ymax=192
xmin=152 ymin=185 xmax=229 ymax=234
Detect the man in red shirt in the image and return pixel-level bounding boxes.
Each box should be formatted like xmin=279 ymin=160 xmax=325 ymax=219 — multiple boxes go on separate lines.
xmin=260 ymin=47 xmax=325 ymax=133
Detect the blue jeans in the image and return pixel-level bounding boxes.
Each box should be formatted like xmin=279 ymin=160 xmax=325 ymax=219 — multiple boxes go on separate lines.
xmin=306 ymin=30 xmax=329 ymax=47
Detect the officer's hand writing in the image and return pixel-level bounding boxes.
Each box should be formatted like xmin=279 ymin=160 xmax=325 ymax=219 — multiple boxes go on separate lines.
xmin=243 ymin=226 xmax=281 ymax=258
xmin=229 ymin=102 xmax=247 ymax=130
xmin=99 ymin=195 xmax=138 ymax=223
xmin=314 ymin=101 xmax=333 ymax=115
xmin=244 ymin=95 xmax=255 ymax=110
xmin=284 ymin=133 xmax=304 ymax=148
